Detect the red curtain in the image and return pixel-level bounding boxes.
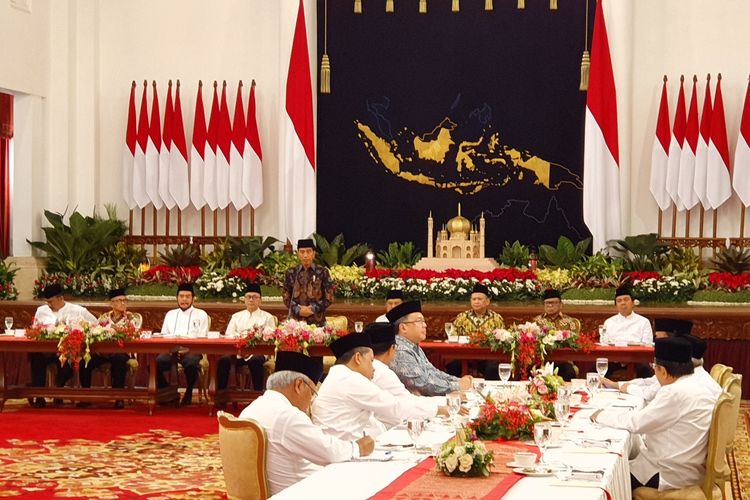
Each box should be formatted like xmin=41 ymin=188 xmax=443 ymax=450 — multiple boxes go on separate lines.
xmin=0 ymin=92 xmax=12 ymax=258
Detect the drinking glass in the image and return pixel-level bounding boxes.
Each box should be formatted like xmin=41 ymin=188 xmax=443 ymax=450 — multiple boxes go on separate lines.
xmin=447 ymin=393 xmax=462 ymax=425
xmin=407 ymin=418 xmax=425 ymax=449
xmin=533 ymin=422 xmax=552 ymax=463
xmin=472 ymin=378 xmax=486 ymax=395
xmin=596 ymin=358 xmax=609 ymax=384
xmin=557 ymin=385 xmax=572 ymax=401
xmin=586 ymin=372 xmax=600 ymax=396
xmin=444 ymin=322 xmax=454 ymax=338
xmin=354 ymin=321 xmax=364 ymax=333
xmin=498 ymin=363 xmax=512 ymax=383
xmin=598 ymin=325 xmax=608 ymax=344
xmin=190 ymin=318 xmax=201 ymax=337
xmin=554 ymin=399 xmax=570 ymax=431
xmin=4 ymin=316 xmax=13 ymax=332
xmin=132 ymin=315 xmax=143 ymax=329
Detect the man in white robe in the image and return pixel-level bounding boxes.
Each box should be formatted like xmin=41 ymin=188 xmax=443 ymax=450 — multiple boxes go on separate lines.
xmin=240 ymin=351 xmax=373 ymax=496
xmin=366 ymin=322 xmax=448 ymax=426
xmin=312 ymin=332 xmax=402 ymax=440
xmin=156 ymin=283 xmax=209 ymax=405
xmin=216 ymin=283 xmax=277 ymax=391
xmin=29 ymin=283 xmax=98 ymax=407
xmin=602 ymin=286 xmax=654 ymax=379
xmin=374 ymin=289 xmax=404 ymax=323
xmin=591 ymin=337 xmax=716 ymax=491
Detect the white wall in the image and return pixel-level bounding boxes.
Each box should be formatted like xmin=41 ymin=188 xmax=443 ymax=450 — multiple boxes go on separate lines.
xmin=4 ymin=0 xmax=750 ymax=258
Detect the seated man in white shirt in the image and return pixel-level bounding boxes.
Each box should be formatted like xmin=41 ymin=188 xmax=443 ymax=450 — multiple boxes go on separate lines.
xmin=591 ymin=337 xmax=716 ymax=492
xmin=29 ymin=283 xmax=98 ymax=408
xmin=156 ymin=283 xmax=209 ymax=405
xmin=216 ymin=283 xmax=277 ymax=391
xmin=312 ymin=332 xmax=402 ymax=440
xmin=367 ymin=322 xmax=449 ymax=425
xmin=602 ymin=286 xmax=654 ymax=379
xmin=239 ymin=351 xmax=374 ymax=496
xmin=375 ymin=289 xmax=404 ymax=323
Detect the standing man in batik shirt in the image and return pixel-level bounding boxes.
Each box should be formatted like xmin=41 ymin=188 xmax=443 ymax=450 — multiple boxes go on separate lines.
xmin=452 ymin=283 xmax=504 ymax=378
xmin=283 ymin=238 xmax=333 ymax=327
xmin=387 ymin=301 xmax=472 ymax=396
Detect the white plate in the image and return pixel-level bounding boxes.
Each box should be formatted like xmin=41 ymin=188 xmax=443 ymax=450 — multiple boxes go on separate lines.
xmin=513 ymin=467 xmax=554 ymax=477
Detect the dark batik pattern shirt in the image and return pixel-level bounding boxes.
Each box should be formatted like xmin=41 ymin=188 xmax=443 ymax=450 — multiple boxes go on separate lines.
xmin=532 ymin=312 xmax=581 ymax=333
xmin=283 ymin=263 xmax=333 ymax=327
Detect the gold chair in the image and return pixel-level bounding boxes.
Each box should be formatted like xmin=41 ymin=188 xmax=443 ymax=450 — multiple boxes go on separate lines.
xmin=324 ymin=316 xmax=348 ymax=374
xmin=633 ymin=391 xmax=736 ymax=500
xmin=217 ymin=411 xmax=269 ymax=500
xmin=714 ymin=373 xmax=743 ymax=492
xmin=709 ymin=363 xmax=733 ymax=386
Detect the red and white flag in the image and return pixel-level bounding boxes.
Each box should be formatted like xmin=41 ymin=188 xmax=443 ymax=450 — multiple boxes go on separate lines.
xmin=665 ymin=76 xmax=686 ymax=210
xmin=733 ymin=77 xmax=750 ymax=207
xmin=649 ymin=77 xmax=671 ymax=211
xmin=169 ymin=81 xmax=190 ymax=210
xmin=122 ymin=81 xmax=137 ymax=209
xmin=216 ymin=81 xmax=232 ymax=210
xmin=706 ymin=75 xmax=732 ymax=209
xmin=582 ymin=0 xmax=621 ymax=252
xmin=145 ymin=81 xmax=163 ymax=209
xmin=694 ymin=75 xmax=712 ymax=210
xmin=244 ymin=81 xmax=264 ymax=209
xmin=229 ymin=81 xmax=248 ymax=210
xmin=190 ymin=82 xmax=207 ymax=210
xmin=159 ymin=81 xmax=176 ymax=209
xmin=279 ymin=0 xmax=316 ymax=243
xmin=677 ymin=76 xmax=700 ymax=210
xmin=133 ymin=81 xmax=151 ymax=209
xmin=203 ymin=82 xmax=220 ymax=211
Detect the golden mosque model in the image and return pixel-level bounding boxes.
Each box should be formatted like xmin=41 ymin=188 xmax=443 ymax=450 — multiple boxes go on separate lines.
xmin=413 ymin=203 xmax=500 ymax=271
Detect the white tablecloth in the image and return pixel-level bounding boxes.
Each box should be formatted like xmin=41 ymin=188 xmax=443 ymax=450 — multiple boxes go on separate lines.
xmin=270 ymin=390 xmax=642 ymax=500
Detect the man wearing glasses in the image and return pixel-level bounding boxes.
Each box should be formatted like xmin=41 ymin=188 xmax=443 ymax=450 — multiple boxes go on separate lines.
xmin=239 ymin=351 xmax=373 ymax=496
xmin=216 ymin=283 xmax=277 ymax=391
xmin=387 ymin=301 xmax=473 ymax=396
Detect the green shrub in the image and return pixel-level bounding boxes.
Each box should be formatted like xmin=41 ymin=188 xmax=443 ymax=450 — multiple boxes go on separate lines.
xmin=498 ymin=241 xmax=530 ymax=268
xmin=539 ymin=236 xmax=590 ymax=269
xmin=377 ymin=242 xmax=422 ymax=269
xmin=312 ymin=233 xmax=369 ymax=267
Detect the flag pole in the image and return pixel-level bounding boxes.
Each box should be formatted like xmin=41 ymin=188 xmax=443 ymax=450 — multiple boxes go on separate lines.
xmin=741 ymin=206 xmax=746 ymax=238
xmin=251 ymin=207 xmax=255 ymax=237
xmin=213 ymin=210 xmax=218 ymax=237
xmin=238 ymin=208 xmax=243 ymax=237
xmin=165 ymin=209 xmax=170 ymax=238
xmin=201 ymin=207 xmax=206 ymax=239
xmin=225 ymin=209 xmax=230 ymax=236
xmin=671 ymin=206 xmax=677 ymax=237
xmin=657 ymin=209 xmax=663 ymax=236
xmin=685 ymin=208 xmax=690 ymax=237
xmin=152 ymin=207 xmax=157 ymax=258
xmin=129 ymin=209 xmax=133 ymax=235
xmin=177 ymin=209 xmax=182 ymax=237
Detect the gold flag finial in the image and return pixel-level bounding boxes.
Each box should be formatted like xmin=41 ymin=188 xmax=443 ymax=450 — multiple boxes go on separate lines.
xmin=517 ymin=0 xmax=525 ymax=8
xmin=550 ymin=0 xmax=558 ymax=9
xmin=419 ymin=0 xmax=427 ymax=14
xmin=354 ymin=0 xmax=362 ymax=14
xmin=386 ymin=0 xmax=394 ymax=12
xmin=320 ymin=0 xmax=331 ymax=93
xmin=452 ymin=0 xmax=459 ymax=12
xmin=485 ymin=0 xmax=493 ymax=10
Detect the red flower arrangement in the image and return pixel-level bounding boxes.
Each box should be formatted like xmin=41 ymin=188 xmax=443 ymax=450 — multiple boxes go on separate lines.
xmin=708 ymin=272 xmax=750 ymax=291
xmin=469 ymin=397 xmax=537 ymax=441
xmin=142 ymin=265 xmax=202 ymax=284
xmin=622 ymin=271 xmax=661 ymax=283
xmin=228 ymin=267 xmax=264 ymax=281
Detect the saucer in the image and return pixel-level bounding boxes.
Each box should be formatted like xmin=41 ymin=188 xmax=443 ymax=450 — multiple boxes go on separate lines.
xmin=513 ymin=467 xmax=553 ymax=477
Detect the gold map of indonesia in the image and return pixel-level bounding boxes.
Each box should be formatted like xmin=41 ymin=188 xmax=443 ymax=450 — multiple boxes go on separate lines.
xmin=356 ymin=117 xmax=583 ymax=195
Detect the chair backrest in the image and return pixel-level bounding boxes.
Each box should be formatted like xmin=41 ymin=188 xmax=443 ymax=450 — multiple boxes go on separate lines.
xmin=217 ymin=411 xmax=269 ymax=500
xmin=710 ymin=363 xmax=732 ymax=385
xmin=722 ymin=374 xmax=743 ymax=449
xmin=326 ymin=316 xmax=348 ymax=332
xmin=701 ymin=391 xmax=736 ymax=499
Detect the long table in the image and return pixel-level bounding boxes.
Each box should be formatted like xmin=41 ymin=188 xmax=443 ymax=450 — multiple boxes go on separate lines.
xmin=0 ymin=336 xmax=329 ymax=415
xmin=421 ymin=342 xmax=655 ymax=379
xmin=271 ymin=388 xmax=642 ymax=499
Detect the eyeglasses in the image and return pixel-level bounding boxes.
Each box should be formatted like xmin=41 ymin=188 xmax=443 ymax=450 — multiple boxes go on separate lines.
xmin=305 ymin=381 xmax=319 ymax=398
xmin=111 ymin=298 xmax=128 ymax=303
xmin=402 ymin=318 xmax=427 ymax=325
xmin=245 ymin=295 xmax=261 ymax=300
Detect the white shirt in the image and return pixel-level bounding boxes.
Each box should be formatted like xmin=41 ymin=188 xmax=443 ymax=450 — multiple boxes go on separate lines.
xmin=597 ymin=372 xmax=716 ymax=490
xmin=375 ymin=313 xmax=389 ymax=323
xmin=34 ymin=302 xmax=97 ymax=326
xmin=160 ymin=306 xmax=209 ymax=337
xmin=371 ymin=359 xmax=443 ymax=425
xmin=603 ymin=311 xmax=653 ymax=344
xmin=224 ymin=308 xmax=276 ymax=338
xmin=620 ymin=364 xmax=722 ymax=404
xmin=239 ymin=390 xmax=357 ymax=496
xmin=312 ymin=364 xmax=401 ymax=440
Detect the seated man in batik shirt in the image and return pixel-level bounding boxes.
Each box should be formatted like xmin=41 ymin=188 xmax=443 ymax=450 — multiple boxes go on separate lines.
xmin=451 ymin=283 xmax=504 ymax=378
xmin=532 ymin=288 xmax=580 ymax=380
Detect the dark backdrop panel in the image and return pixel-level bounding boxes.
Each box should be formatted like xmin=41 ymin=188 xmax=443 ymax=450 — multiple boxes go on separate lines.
xmin=317 ymin=0 xmax=594 ymax=257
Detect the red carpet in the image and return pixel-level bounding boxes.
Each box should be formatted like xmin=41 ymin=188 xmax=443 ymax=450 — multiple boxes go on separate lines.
xmin=0 ymin=400 xmax=233 ymax=498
